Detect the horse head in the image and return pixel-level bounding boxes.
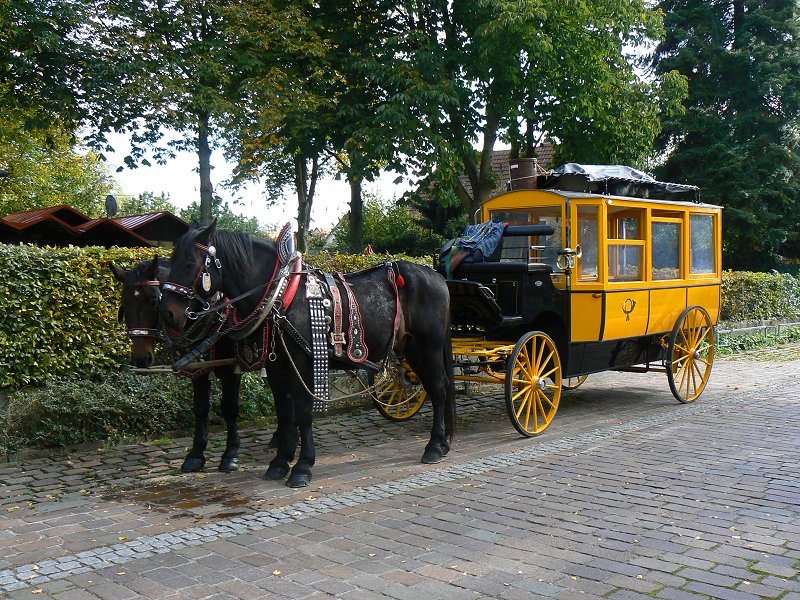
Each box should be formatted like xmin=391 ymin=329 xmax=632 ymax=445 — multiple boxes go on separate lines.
xmin=161 ymin=220 xmax=282 ymax=340
xmin=110 ymin=256 xmax=163 ymax=368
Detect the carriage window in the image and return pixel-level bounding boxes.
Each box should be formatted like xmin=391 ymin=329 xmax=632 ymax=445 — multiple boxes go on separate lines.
xmin=607 ymin=206 xmax=644 ymax=282
xmin=691 ymin=215 xmax=716 ymax=274
xmin=577 ymin=205 xmax=599 ymax=281
xmin=652 ymin=220 xmax=681 ymax=280
xmin=490 ymin=206 xmax=563 ymax=269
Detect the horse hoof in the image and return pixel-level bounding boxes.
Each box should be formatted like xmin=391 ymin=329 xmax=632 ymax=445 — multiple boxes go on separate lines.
xmin=264 ymin=465 xmax=289 ymax=480
xmin=181 ymin=457 xmax=206 ymax=472
xmin=421 ymin=451 xmax=445 ymax=464
xmin=286 ymin=472 xmax=311 ymax=488
xmin=218 ymin=457 xmax=240 ymax=473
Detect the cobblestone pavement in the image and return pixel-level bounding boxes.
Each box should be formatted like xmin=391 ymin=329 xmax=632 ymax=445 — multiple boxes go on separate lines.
xmin=1 ymin=345 xmax=799 ymax=599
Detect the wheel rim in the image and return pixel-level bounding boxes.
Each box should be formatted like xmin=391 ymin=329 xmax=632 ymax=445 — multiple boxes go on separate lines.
xmin=373 ymin=362 xmax=427 ymax=421
xmin=563 ymin=374 xmax=588 ymax=390
xmin=505 ymin=332 xmax=562 ymax=436
xmin=668 ymin=306 xmax=715 ymax=403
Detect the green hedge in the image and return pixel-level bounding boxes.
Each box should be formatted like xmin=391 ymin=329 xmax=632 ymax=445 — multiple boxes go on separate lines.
xmin=0 ymin=244 xmax=164 ymax=389
xmin=720 ymin=270 xmax=800 ymax=322
xmin=2 ymin=245 xmax=798 ymax=391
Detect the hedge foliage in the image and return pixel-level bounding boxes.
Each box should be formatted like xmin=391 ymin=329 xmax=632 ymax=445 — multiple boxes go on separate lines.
xmin=0 ymin=370 xmax=273 ymax=455
xmin=720 ymin=270 xmax=800 ymax=322
xmin=0 ymin=244 xmax=167 ymax=389
xmin=0 ymin=245 xmax=797 ymax=392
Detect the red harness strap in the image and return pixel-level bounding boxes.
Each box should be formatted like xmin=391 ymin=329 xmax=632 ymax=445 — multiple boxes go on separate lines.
xmin=336 ymin=272 xmax=368 ymax=363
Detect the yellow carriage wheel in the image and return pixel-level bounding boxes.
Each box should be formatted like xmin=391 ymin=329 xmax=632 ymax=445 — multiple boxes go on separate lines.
xmin=562 ymin=375 xmax=588 ymax=390
xmin=372 ymin=360 xmax=427 ymax=421
xmin=667 ymin=305 xmax=715 ymax=403
xmin=504 ymin=331 xmax=562 ymax=437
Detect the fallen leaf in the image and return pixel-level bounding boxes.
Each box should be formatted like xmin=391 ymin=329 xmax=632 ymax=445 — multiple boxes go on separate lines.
xmin=272 ymin=570 xmax=281 ymax=576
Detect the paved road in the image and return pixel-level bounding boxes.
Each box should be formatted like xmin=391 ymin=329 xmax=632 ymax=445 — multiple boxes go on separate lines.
xmin=1 ymin=345 xmax=799 ymax=599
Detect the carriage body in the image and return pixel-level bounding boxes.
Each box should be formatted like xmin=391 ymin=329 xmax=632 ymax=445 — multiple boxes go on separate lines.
xmin=459 ymin=188 xmax=722 ymax=376
xmin=416 ymin=180 xmax=722 ymax=436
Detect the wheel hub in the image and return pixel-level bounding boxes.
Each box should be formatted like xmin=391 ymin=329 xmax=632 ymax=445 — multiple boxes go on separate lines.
xmin=537 ymin=378 xmax=547 ymax=391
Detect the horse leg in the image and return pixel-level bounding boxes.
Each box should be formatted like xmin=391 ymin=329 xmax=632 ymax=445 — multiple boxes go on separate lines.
xmin=182 ymin=375 xmax=212 ymax=472
xmin=217 ymin=369 xmax=242 ymax=472
xmin=405 ymin=336 xmax=455 ymax=464
xmin=264 ymin=376 xmax=298 ymax=481
xmin=287 ymin=394 xmax=315 ymax=488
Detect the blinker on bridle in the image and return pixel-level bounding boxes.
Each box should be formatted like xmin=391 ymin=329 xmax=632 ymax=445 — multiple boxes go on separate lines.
xmin=124 ymin=278 xmax=162 ymax=339
xmin=162 ymin=242 xmax=223 ymax=321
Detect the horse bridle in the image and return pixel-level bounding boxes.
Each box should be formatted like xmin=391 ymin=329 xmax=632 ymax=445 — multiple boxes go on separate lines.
xmin=122 ymin=278 xmax=163 ymax=340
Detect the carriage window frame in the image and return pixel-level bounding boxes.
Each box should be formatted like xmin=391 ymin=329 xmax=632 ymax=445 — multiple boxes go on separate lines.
xmin=489 ymin=206 xmax=563 ymax=270
xmin=576 ymin=204 xmax=600 ymax=282
xmin=690 ymin=213 xmax=717 ymax=275
xmin=651 ymin=217 xmax=682 ymax=281
xmin=606 ymin=206 xmax=645 ymax=283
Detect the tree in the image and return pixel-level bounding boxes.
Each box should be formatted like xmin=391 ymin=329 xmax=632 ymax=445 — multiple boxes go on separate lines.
xmin=87 ymin=0 xmax=244 ymax=226
xmin=222 ymin=0 xmax=334 ymax=252
xmin=117 ymin=191 xmax=178 ymax=216
xmin=332 ymin=193 xmax=444 ymax=256
xmin=653 ymin=0 xmax=800 ymax=270
xmin=0 ymin=117 xmax=119 ymax=217
xmin=0 ymin=0 xmax=96 ymax=133
xmin=391 ymin=1 xmax=685 ymax=219
xmin=180 ymin=197 xmax=263 ymax=235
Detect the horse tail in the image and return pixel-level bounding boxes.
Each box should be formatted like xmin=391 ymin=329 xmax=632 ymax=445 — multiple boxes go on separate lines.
xmin=443 ymin=310 xmax=456 ymax=441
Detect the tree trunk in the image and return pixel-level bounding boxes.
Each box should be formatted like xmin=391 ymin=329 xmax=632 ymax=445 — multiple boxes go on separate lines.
xmin=198 ymin=111 xmax=213 ymax=226
xmin=348 ymin=176 xmax=363 ymax=253
xmin=293 ymin=154 xmax=319 ymax=253
xmin=294 ymin=156 xmax=310 ymax=253
xmin=459 ymin=106 xmax=501 ymax=219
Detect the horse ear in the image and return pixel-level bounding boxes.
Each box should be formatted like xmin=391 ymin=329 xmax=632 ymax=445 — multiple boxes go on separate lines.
xmin=144 ymin=256 xmax=160 ymax=280
xmin=197 ymin=219 xmax=217 ymax=245
xmin=109 ymin=262 xmax=128 ymax=283
xmin=190 ymin=218 xmax=200 ymax=229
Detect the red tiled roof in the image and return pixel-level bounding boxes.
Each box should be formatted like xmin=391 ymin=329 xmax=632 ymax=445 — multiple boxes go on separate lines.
xmin=460 ymin=144 xmax=554 ymax=198
xmin=0 ymin=206 xmax=187 ymax=247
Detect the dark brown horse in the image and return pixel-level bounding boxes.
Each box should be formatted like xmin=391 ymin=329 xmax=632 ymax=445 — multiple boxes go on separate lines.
xmin=111 ymin=258 xmax=243 ymax=473
xmin=159 ymin=222 xmax=456 ymax=487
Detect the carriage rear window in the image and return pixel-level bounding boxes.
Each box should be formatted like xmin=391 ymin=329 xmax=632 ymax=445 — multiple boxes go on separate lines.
xmin=652 ymin=221 xmax=681 ymax=280
xmin=691 ymin=215 xmax=715 ymax=274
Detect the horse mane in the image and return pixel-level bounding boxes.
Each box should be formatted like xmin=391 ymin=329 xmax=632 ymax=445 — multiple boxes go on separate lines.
xmin=174 ymin=227 xmax=276 ymax=283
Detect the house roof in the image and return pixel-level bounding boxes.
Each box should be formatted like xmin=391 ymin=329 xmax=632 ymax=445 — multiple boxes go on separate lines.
xmin=0 ymin=205 xmax=189 ymax=247
xmin=458 ymin=144 xmax=555 ymax=199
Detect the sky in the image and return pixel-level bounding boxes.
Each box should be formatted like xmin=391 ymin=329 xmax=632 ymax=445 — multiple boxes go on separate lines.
xmin=103 ymin=132 xmax=411 ymax=231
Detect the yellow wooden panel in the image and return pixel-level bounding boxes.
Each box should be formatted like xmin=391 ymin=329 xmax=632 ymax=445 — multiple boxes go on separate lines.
xmin=570 ymin=292 xmax=603 ymax=342
xmin=648 ymin=288 xmax=687 ymax=335
xmin=687 ymin=284 xmax=721 ymax=325
xmin=603 ymin=290 xmax=650 ymax=340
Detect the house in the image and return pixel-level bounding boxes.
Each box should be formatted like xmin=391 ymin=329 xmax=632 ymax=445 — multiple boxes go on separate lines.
xmin=0 ymin=205 xmax=189 ymax=248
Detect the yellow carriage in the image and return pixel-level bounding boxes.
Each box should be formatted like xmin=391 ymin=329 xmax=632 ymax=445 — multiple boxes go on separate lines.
xmin=377 ymin=165 xmax=722 ymax=436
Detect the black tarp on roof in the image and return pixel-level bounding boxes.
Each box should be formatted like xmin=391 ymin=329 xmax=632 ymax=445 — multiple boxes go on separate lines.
xmin=538 ymin=163 xmax=700 ymax=203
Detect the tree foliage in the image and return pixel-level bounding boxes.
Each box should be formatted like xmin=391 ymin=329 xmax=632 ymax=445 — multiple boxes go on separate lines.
xmin=0 ymin=117 xmax=118 ymax=217
xmin=332 ymin=193 xmax=444 ymax=256
xmin=387 ymin=1 xmax=685 ymax=219
xmin=653 ymin=0 xmax=800 ymax=270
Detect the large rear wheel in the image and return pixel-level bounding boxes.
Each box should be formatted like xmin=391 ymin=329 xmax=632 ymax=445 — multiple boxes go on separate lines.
xmin=372 ymin=360 xmax=427 ymax=421
xmin=667 ymin=305 xmax=715 ymax=403
xmin=505 ymin=331 xmax=562 ymax=437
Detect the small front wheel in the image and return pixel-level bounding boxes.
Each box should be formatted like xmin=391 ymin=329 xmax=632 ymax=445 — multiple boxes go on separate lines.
xmin=563 ymin=375 xmax=588 ymax=390
xmin=505 ymin=331 xmax=562 ymax=437
xmin=667 ymin=305 xmax=715 ymax=403
xmin=372 ymin=360 xmax=427 ymax=421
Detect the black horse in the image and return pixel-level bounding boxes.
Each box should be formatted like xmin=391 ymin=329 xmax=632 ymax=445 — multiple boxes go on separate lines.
xmin=111 ymin=257 xmax=243 ymax=473
xmin=160 ymin=221 xmax=456 ymax=488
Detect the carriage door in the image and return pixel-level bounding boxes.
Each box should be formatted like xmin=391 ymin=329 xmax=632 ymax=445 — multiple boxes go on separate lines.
xmin=569 ymin=202 xmax=603 ymax=342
